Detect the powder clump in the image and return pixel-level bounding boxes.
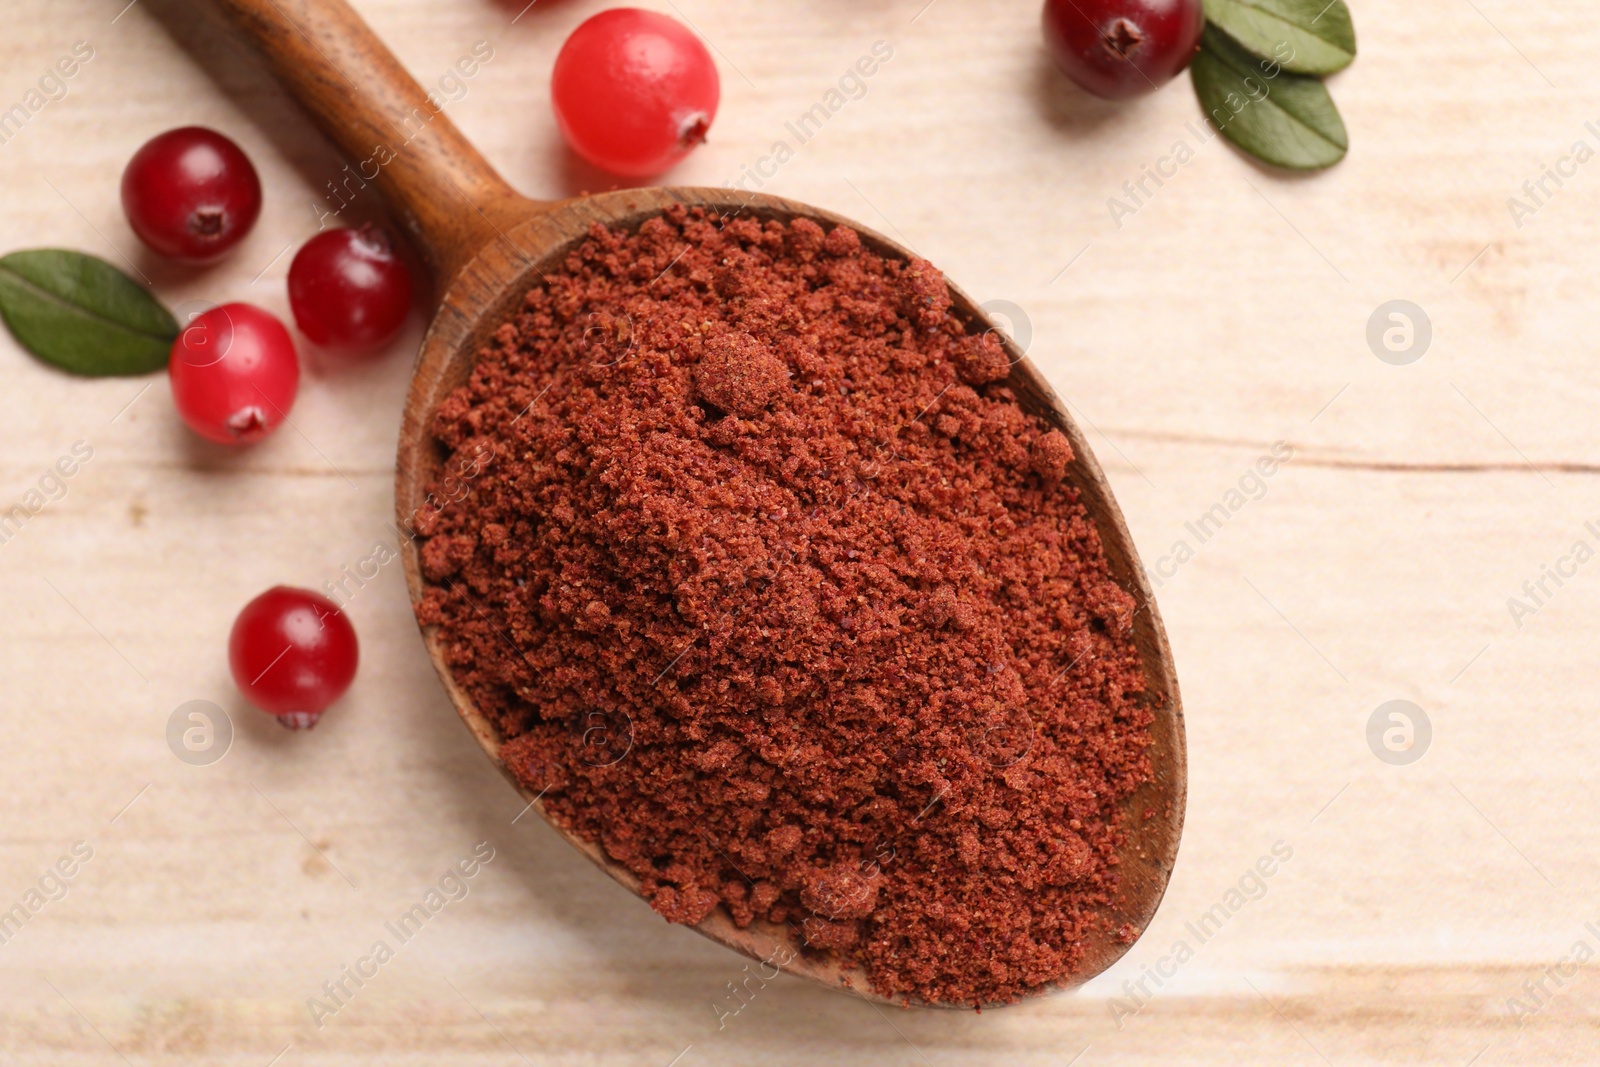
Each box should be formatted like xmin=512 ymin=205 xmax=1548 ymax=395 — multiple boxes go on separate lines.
xmin=954 ymin=332 xmax=1012 ymax=386
xmin=695 ymin=331 xmax=788 ymax=416
xmin=1031 ymin=429 xmax=1074 ymax=481
xmin=415 ymin=206 xmax=1153 ymax=1006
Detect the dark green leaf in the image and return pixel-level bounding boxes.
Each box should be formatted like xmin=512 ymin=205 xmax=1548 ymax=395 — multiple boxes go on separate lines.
xmin=0 ymin=249 xmax=178 ymax=377
xmin=1191 ymin=24 xmax=1348 ymax=171
xmin=1202 ymin=0 xmax=1357 ymax=75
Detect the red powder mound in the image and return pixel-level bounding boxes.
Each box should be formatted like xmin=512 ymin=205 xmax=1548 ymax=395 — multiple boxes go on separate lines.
xmin=414 ymin=205 xmax=1152 ymax=1005
xmin=694 ymin=331 xmax=788 ymax=416
xmin=1031 ymin=429 xmax=1074 ymax=481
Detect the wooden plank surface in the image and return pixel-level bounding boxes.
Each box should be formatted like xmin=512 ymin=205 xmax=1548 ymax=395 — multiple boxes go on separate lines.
xmin=3 ymin=0 xmax=1598 ymax=1062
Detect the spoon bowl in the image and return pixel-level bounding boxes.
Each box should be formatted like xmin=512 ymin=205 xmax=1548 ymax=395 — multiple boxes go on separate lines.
xmin=210 ymin=0 xmax=1185 ymax=1007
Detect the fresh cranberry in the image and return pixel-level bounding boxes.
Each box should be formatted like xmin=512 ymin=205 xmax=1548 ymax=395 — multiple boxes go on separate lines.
xmin=552 ymin=8 xmax=720 ymax=177
xmin=168 ymin=303 xmax=299 ymax=446
xmin=120 ymin=127 xmax=262 ymax=263
xmin=229 ymin=586 xmax=359 ymax=729
xmin=287 ymin=226 xmax=413 ymax=357
xmin=1042 ymin=0 xmax=1204 ymax=100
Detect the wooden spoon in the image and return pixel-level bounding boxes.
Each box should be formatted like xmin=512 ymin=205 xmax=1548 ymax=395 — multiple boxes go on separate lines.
xmin=209 ymin=0 xmax=1185 ymax=1007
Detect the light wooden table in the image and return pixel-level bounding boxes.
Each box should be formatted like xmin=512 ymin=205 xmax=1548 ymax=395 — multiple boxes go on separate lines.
xmin=3 ymin=0 xmax=1597 ymax=1062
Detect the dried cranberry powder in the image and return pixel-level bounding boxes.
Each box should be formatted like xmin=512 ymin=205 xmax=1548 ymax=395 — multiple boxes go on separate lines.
xmin=415 ymin=206 xmax=1153 ymax=1005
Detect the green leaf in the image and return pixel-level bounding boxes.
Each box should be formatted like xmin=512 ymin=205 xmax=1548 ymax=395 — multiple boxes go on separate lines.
xmin=0 ymin=249 xmax=178 ymax=377
xmin=1202 ymin=0 xmax=1357 ymax=75
xmin=1191 ymin=24 xmax=1348 ymax=171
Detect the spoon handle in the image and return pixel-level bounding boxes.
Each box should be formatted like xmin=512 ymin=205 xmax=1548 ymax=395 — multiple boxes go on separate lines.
xmin=207 ymin=0 xmax=526 ymax=281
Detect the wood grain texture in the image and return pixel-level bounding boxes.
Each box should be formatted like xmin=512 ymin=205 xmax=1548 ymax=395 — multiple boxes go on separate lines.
xmin=1 ymin=0 xmax=1598 ymax=1061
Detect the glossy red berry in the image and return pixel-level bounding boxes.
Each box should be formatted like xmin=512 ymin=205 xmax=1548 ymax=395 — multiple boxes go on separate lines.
xmin=552 ymin=8 xmax=720 ymax=177
xmin=169 ymin=303 xmax=299 ymax=446
xmin=229 ymin=586 xmax=359 ymax=729
xmin=1043 ymin=0 xmax=1204 ymax=100
xmin=121 ymin=127 xmax=262 ymax=263
xmin=287 ymin=226 xmax=413 ymax=357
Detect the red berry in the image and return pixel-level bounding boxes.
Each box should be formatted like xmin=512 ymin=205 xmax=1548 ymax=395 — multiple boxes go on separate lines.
xmin=169 ymin=303 xmax=299 ymax=446
xmin=1043 ymin=0 xmax=1204 ymax=100
xmin=120 ymin=127 xmax=262 ymax=264
xmin=552 ymin=8 xmax=720 ymax=177
xmin=287 ymin=226 xmax=413 ymax=357
xmin=229 ymin=586 xmax=359 ymax=730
